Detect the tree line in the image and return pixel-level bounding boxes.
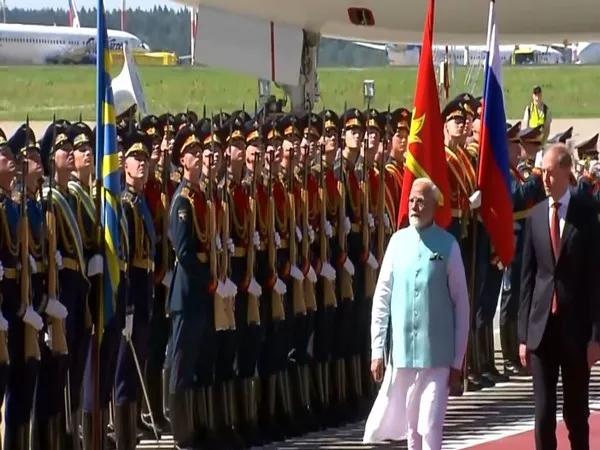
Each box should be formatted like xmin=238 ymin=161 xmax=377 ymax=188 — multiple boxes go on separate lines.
xmin=5 ymin=7 xmax=388 ymax=67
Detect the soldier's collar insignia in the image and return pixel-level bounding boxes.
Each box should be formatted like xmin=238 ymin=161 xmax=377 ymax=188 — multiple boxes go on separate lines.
xmin=178 ymin=208 xmax=188 ymax=221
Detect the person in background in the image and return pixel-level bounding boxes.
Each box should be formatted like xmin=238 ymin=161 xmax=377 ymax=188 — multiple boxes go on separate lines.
xmin=523 ymin=86 xmax=552 ymax=144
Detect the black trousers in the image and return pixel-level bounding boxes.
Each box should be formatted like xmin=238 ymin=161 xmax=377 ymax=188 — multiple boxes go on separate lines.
xmin=530 ymin=315 xmax=590 ymax=450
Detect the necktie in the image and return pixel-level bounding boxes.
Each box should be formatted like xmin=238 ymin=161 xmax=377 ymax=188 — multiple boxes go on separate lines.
xmin=550 ymin=202 xmax=561 ymax=314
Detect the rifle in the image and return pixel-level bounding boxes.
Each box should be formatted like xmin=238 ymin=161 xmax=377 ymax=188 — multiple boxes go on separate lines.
xmin=376 ymin=108 xmax=390 ymax=264
xmin=45 ymin=118 xmax=68 ymax=355
xmin=245 ymin=131 xmax=260 ymax=326
xmin=362 ymin=107 xmax=377 ymax=297
xmin=288 ymin=138 xmax=306 ymax=316
xmin=337 ymin=106 xmax=354 ymax=301
xmin=300 ymin=136 xmax=316 ymax=313
xmin=209 ymin=119 xmax=229 ymax=332
xmin=318 ymin=139 xmax=337 ymax=309
xmin=21 ymin=120 xmax=40 ymax=361
xmin=220 ymin=146 xmax=235 ymax=331
xmin=160 ymin=119 xmax=173 ymax=317
xmin=267 ymin=147 xmax=285 ymax=321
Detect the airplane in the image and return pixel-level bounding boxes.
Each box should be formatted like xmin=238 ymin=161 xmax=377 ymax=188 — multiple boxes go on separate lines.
xmin=175 ymin=0 xmax=600 ymax=111
xmin=575 ymin=42 xmax=600 ymax=64
xmin=0 ymin=23 xmax=150 ymax=65
xmin=354 ymin=42 xmax=564 ymax=66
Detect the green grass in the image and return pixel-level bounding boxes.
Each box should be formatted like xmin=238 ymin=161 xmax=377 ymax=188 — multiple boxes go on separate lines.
xmin=0 ymin=64 xmax=599 ymax=120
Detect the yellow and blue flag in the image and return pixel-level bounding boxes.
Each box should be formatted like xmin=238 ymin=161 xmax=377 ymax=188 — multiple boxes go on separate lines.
xmin=96 ymin=0 xmax=121 ymax=332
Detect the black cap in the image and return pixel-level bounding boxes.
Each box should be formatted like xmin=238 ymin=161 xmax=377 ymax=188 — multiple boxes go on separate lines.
xmin=69 ymin=122 xmax=94 ymax=149
xmin=391 ymin=107 xmax=411 ymax=131
xmin=39 ymin=122 xmax=71 ymax=175
xmin=244 ymin=119 xmax=263 ymax=145
xmin=122 ymin=129 xmax=152 ymax=159
xmin=364 ymin=108 xmax=385 ymax=133
xmin=575 ymin=134 xmax=599 ymax=160
xmin=197 ymin=119 xmax=223 ymax=149
xmin=301 ymin=113 xmax=323 ymax=138
xmin=547 ymin=126 xmax=573 ymax=145
xmin=320 ymin=109 xmax=339 ymax=132
xmin=0 ymin=128 xmax=6 ymax=147
xmin=186 ymin=110 xmax=199 ymax=125
xmin=140 ymin=115 xmax=161 ymax=139
xmin=278 ymin=114 xmax=302 ymax=139
xmin=174 ymin=112 xmax=190 ymax=131
xmin=263 ymin=118 xmax=283 ymax=142
xmin=506 ymin=121 xmax=521 ymax=143
xmin=158 ymin=113 xmax=176 ymax=135
xmin=455 ymin=92 xmax=477 ymax=117
xmin=442 ymin=99 xmax=466 ymax=121
xmin=519 ymin=125 xmax=544 ymax=144
xmin=533 ymin=85 xmax=542 ymax=94
xmin=342 ymin=108 xmax=364 ymax=130
xmin=224 ymin=113 xmax=247 ymax=143
xmin=172 ymin=124 xmax=201 ymax=166
xmin=8 ymin=124 xmax=39 ymax=157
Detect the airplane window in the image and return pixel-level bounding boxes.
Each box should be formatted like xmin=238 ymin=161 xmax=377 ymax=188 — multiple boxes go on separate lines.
xmin=348 ymin=8 xmax=375 ymax=26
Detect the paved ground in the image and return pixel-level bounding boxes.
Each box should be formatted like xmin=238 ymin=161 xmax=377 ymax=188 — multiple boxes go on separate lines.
xmin=137 ymin=361 xmax=600 ymax=449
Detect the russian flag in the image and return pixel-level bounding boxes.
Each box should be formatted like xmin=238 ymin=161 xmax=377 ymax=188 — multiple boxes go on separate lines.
xmin=478 ymin=0 xmax=514 ymax=266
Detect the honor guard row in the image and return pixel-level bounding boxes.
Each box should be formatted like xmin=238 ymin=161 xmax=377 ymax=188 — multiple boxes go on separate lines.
xmin=0 ymin=98 xmax=596 ymax=450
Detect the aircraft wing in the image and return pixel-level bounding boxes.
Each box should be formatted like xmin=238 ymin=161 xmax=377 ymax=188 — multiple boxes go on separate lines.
xmin=176 ymin=0 xmax=600 ymax=44
xmin=353 ymin=42 xmax=387 ymax=51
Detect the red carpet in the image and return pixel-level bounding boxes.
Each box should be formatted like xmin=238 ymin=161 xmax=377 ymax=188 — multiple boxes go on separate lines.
xmin=468 ymin=411 xmax=600 ymax=449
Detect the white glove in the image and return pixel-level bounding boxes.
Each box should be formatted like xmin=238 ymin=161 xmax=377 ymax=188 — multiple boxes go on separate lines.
xmin=274 ymin=232 xmax=281 ymax=249
xmin=29 ymin=255 xmax=38 ymax=274
xmin=274 ymin=277 xmax=287 ymax=295
xmin=253 ymin=231 xmax=261 ymax=248
xmin=226 ymin=238 xmax=235 ymax=254
xmin=290 ymin=265 xmax=304 ymax=281
xmin=215 ymin=236 xmax=223 ymax=252
xmin=384 ymin=213 xmax=391 ymax=230
xmin=216 ymin=280 xmax=227 ymax=297
xmin=45 ymin=330 xmax=52 ymax=347
xmin=122 ymin=313 xmax=133 ymax=341
xmin=225 ymin=278 xmax=238 ymax=297
xmin=55 ymin=250 xmax=63 ymax=269
xmin=306 ymin=266 xmax=317 ymax=283
xmin=368 ymin=213 xmax=375 ymax=229
xmin=367 ymin=252 xmax=379 ymax=270
xmin=87 ymin=254 xmax=103 ymax=277
xmin=45 ymin=297 xmax=68 ymax=320
xmin=344 ymin=217 xmax=352 ymax=235
xmin=343 ymin=257 xmax=355 ymax=276
xmin=0 ymin=312 xmax=8 ymax=332
xmin=161 ymin=270 xmax=173 ymax=288
xmin=296 ymin=226 xmax=302 ymax=243
xmin=308 ymin=226 xmax=315 ymax=243
xmin=0 ymin=260 xmax=4 ymax=281
xmin=469 ymin=190 xmax=482 ymax=210
xmin=248 ymin=277 xmax=263 ymax=297
xmin=320 ymin=262 xmax=337 ymax=281
xmin=22 ymin=306 xmax=43 ymax=331
xmin=324 ymin=220 xmax=333 ymax=238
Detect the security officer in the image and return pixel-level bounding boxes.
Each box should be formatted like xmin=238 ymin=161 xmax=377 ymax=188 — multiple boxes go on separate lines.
xmin=140 ymin=114 xmax=173 ymax=434
xmin=518 ymin=125 xmax=544 ymax=169
xmin=499 ymin=122 xmax=545 ymax=376
xmin=385 ymin=108 xmax=410 ymax=224
xmin=38 ymin=122 xmax=87 ymax=450
xmin=4 ymin=125 xmax=44 ymax=450
xmin=168 ymin=124 xmax=217 ymax=449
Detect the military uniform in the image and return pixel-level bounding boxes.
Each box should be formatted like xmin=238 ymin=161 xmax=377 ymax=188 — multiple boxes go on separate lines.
xmin=168 ymin=126 xmax=217 ymax=448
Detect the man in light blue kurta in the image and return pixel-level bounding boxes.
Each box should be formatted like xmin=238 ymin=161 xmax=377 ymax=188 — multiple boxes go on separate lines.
xmin=363 ymin=178 xmax=470 ymax=450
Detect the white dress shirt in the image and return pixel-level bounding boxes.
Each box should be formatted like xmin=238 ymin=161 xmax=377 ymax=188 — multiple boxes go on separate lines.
xmin=548 ymin=188 xmax=571 ymax=237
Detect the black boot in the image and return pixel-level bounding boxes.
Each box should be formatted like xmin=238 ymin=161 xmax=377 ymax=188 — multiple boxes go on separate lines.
xmin=141 ymin=369 xmax=169 ymax=434
xmin=277 ymin=370 xmax=300 ymax=438
xmin=475 ymin=328 xmax=496 ymax=387
xmin=5 ymin=423 xmax=28 ymax=450
xmin=238 ymin=377 xmax=262 ymax=447
xmin=115 ymin=402 xmax=136 ymax=450
xmin=332 ymin=359 xmax=350 ymax=423
xmin=81 ymin=411 xmax=93 ymax=450
xmin=169 ymin=391 xmax=196 ymax=449
xmin=259 ymin=374 xmax=283 ymax=443
xmin=161 ymin=367 xmax=171 ymax=423
xmin=225 ymin=380 xmax=245 ymax=449
xmin=500 ymin=320 xmax=516 ymax=376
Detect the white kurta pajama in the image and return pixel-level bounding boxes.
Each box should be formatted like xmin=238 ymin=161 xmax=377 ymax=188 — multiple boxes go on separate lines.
xmin=363 ymin=225 xmax=470 ymax=450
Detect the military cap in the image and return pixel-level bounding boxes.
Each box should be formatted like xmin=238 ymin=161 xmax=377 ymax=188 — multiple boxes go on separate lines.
xmin=224 ymin=113 xmax=247 ymax=143
xmin=198 ymin=119 xmax=223 ymax=149
xmin=174 ymin=112 xmax=190 ymax=131
xmin=213 ymin=111 xmax=231 ymax=129
xmin=0 ymin=128 xmax=6 ymax=146
xmin=442 ymin=99 xmax=466 ymax=121
xmin=8 ymin=124 xmax=39 ymax=157
xmin=455 ymin=92 xmax=478 ymax=117
xmin=391 ymin=107 xmax=411 ymax=131
xmin=547 ymin=126 xmax=573 ymax=145
xmin=231 ymin=110 xmax=252 ymax=125
xmin=140 ymin=115 xmax=162 ymax=139
xmin=320 ymin=109 xmax=339 ymax=131
xmin=302 ymin=113 xmax=323 ymax=138
xmin=506 ymin=121 xmax=521 ymax=143
xmin=342 ymin=108 xmax=364 ymax=130
xmin=519 ymin=125 xmax=544 ymax=144
xmin=39 ymin=122 xmax=71 ymax=174
xmin=263 ymin=118 xmax=283 ymax=142
xmin=186 ymin=110 xmax=199 ymax=125
xmin=364 ymin=108 xmax=385 ymax=133
xmin=279 ymin=114 xmax=302 ymax=139
xmin=122 ymin=129 xmax=152 ymax=159
xmin=575 ymin=134 xmax=599 ymax=160
xmin=244 ymin=119 xmax=263 ymax=144
xmin=158 ymin=113 xmax=176 ymax=135
xmin=69 ymin=122 xmax=94 ymax=149
xmin=172 ymin=124 xmax=201 ymax=166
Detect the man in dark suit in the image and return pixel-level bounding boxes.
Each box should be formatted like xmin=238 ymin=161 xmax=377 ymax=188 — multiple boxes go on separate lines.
xmin=519 ymin=143 xmax=600 ymax=450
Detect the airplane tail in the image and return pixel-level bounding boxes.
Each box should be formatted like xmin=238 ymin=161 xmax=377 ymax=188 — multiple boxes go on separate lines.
xmin=68 ymin=0 xmax=80 ymax=28
xmin=112 ymin=43 xmax=148 ymax=116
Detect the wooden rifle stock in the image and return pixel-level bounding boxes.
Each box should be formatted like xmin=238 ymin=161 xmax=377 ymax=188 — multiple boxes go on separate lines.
xmin=267 ymin=153 xmax=284 ymax=321
xmin=362 ymin=113 xmax=376 ymax=298
xmin=337 ymin=125 xmax=354 ymax=301
xmin=318 ymin=143 xmax=337 ymax=309
xmin=288 ymin=150 xmax=306 ymax=316
xmin=245 ymin=154 xmax=260 ymax=326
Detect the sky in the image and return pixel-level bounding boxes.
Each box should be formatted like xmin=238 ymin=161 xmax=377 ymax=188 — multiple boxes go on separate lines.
xmin=6 ymin=0 xmax=181 ymax=10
